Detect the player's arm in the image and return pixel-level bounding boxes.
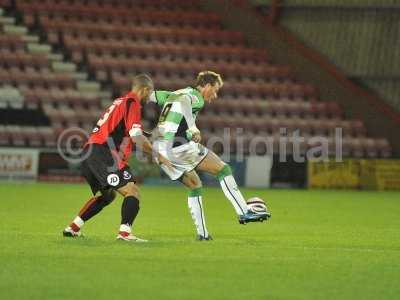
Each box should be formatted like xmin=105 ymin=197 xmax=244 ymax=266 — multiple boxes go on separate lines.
xmin=133 ymin=134 xmax=171 ymax=168
xmin=125 ymin=100 xmax=172 ymax=168
xmin=149 ymin=90 xmax=172 ymax=107
xmin=179 ymin=95 xmax=201 ymax=143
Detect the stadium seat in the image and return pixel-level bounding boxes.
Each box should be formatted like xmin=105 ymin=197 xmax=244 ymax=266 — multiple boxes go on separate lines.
xmin=37 ymin=126 xmax=57 ymax=147
xmin=363 ymin=138 xmax=379 ymax=158
xmin=21 ymin=126 xmax=43 ymax=147
xmin=6 ymin=125 xmax=26 ymax=146
xmin=0 ymin=125 xmax=11 ymax=146
xmin=349 ymin=138 xmax=364 ymax=158
xmin=350 ymin=119 xmax=367 ymax=137
xmin=376 ymin=138 xmax=392 ymax=158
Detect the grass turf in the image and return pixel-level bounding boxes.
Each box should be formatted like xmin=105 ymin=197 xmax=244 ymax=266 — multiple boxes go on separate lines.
xmin=0 ymin=183 xmax=399 ymax=300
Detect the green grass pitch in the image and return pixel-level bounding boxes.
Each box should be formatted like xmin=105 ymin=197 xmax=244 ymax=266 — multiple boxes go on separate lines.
xmin=0 ymin=183 xmax=399 ymax=300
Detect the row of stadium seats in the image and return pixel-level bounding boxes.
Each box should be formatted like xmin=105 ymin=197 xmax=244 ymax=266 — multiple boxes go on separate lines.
xmin=38 ymin=101 xmax=342 ymax=129
xmin=20 ymin=0 xmax=202 ymax=10
xmin=43 ymin=21 xmax=245 ymax=47
xmin=0 ymin=51 xmax=50 ymax=68
xmin=0 ymin=125 xmax=57 ymax=147
xmin=0 ymin=34 xmax=26 ymax=49
xmin=76 ymin=45 xmax=268 ymax=70
xmin=0 ymin=123 xmax=390 ymax=158
xmin=17 ymin=0 xmax=206 ymax=14
xmin=156 ymin=73 xmax=297 ymax=88
xmin=92 ymin=57 xmax=282 ymax=78
xmin=110 ymin=72 xmax=314 ymax=100
xmin=45 ymin=112 xmax=153 ymax=134
xmin=206 ymin=99 xmax=343 ymax=119
xmin=63 ymin=37 xmax=268 ymax=65
xmin=0 ymin=67 xmax=76 ymax=88
xmin=33 ymin=100 xmax=360 ymax=138
xmin=18 ymin=3 xmax=221 ymax=29
xmin=22 ymin=87 xmax=103 ymax=106
xmin=189 ymin=132 xmax=392 ymax=158
xmin=22 ymin=86 xmax=102 ymax=106
xmin=197 ymin=116 xmax=366 ymax=137
xmin=32 ymin=91 xmax=338 ymax=120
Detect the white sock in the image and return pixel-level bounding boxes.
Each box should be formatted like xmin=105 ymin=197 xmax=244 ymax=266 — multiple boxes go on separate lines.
xmin=119 ymin=224 xmax=131 ymax=234
xmin=219 ymin=175 xmax=249 ymax=216
xmin=69 ymin=216 xmax=84 ymax=231
xmin=188 ymin=196 xmax=209 ymax=238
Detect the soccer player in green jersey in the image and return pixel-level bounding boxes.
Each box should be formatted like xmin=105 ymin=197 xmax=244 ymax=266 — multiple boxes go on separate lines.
xmin=148 ymin=71 xmax=271 ymax=240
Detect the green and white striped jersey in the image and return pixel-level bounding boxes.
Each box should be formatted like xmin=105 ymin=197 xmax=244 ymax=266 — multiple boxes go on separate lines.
xmin=149 ymin=87 xmax=204 ymax=145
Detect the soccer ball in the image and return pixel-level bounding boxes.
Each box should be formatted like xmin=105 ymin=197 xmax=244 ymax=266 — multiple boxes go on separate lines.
xmin=247 ymin=197 xmax=267 ymax=213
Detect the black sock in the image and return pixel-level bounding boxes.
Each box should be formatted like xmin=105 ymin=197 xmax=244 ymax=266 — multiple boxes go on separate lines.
xmin=121 ymin=196 xmax=140 ymax=226
xmin=80 ymin=191 xmax=115 ymax=222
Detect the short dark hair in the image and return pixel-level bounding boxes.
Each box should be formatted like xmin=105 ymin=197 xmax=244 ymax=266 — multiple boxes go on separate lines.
xmin=132 ymin=73 xmax=153 ymax=89
xmin=195 ymin=71 xmax=223 ymax=87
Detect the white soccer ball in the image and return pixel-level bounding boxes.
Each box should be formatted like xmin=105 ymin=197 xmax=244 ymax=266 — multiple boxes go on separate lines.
xmin=247 ymin=197 xmax=267 ymax=213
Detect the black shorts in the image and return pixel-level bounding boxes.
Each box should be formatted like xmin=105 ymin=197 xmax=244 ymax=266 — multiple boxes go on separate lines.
xmin=81 ymin=144 xmax=135 ymax=195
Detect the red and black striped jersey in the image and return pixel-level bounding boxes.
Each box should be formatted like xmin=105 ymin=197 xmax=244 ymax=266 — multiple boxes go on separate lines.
xmin=86 ymin=91 xmax=143 ymax=169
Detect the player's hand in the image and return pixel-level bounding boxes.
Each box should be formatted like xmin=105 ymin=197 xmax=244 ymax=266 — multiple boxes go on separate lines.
xmin=191 ymin=132 xmax=202 ymax=143
xmin=158 ymin=154 xmax=173 ymax=170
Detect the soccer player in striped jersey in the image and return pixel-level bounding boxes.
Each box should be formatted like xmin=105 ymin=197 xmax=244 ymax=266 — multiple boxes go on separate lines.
xmin=63 ymin=74 xmax=171 ymax=242
xmin=149 ymin=71 xmax=271 ymax=240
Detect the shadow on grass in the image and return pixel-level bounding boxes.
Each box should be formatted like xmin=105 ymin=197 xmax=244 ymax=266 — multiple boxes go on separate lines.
xmin=52 ymin=235 xmax=206 ymax=249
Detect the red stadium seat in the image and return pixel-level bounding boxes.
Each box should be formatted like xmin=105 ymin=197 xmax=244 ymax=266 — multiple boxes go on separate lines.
xmin=21 ymin=126 xmax=43 ymax=147
xmin=350 ymin=138 xmax=364 ymax=158
xmin=6 ymin=125 xmax=26 ymax=147
xmin=363 ymin=138 xmax=379 ymax=158
xmin=350 ymin=119 xmax=367 ymax=137
xmin=376 ymin=138 xmax=392 ymax=158
xmin=0 ymin=125 xmax=11 ymax=146
xmin=38 ymin=126 xmax=57 ymax=147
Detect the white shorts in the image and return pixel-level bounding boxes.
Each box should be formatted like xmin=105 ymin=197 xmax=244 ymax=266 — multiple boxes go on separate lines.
xmin=153 ymin=140 xmax=208 ymax=180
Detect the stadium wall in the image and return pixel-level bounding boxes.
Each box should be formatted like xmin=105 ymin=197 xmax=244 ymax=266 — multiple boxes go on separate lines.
xmin=5 ymin=147 xmax=400 ymax=191
xmin=278 ymin=0 xmax=400 ymax=111
xmin=201 ymin=0 xmax=400 ymax=156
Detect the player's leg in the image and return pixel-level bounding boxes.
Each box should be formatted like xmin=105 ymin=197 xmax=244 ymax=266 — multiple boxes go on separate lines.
xmin=79 ymin=190 xmax=116 ymax=221
xmin=63 ymin=152 xmax=116 ymax=237
xmin=63 ymin=189 xmax=116 ymax=237
xmin=180 ymin=171 xmax=212 ymax=241
xmin=195 ymin=151 xmax=249 ymax=216
xmin=115 ymin=182 xmax=146 ymax=242
xmin=196 ymin=150 xmax=270 ymax=223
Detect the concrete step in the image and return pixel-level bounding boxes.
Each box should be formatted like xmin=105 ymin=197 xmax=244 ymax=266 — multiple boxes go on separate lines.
xmin=0 ymin=86 xmax=24 ymax=105
xmin=52 ymin=61 xmax=77 ymax=73
xmin=27 ymin=42 xmax=52 ymax=54
xmin=99 ymin=90 xmax=112 ymax=99
xmin=77 ymin=81 xmax=101 ymax=92
xmin=0 ymin=16 xmax=15 ymax=25
xmin=3 ymin=24 xmax=28 ymax=35
xmin=48 ymin=53 xmax=63 ymax=61
xmin=21 ymin=35 xmax=40 ymax=43
xmin=72 ymin=72 xmax=88 ymax=81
